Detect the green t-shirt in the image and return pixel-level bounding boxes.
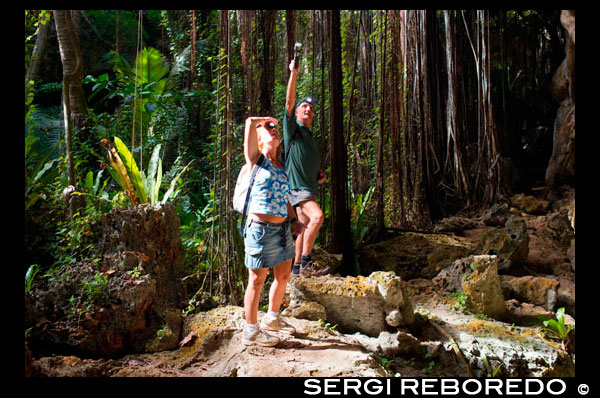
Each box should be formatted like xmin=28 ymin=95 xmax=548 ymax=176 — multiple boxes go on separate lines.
xmin=283 ymin=110 xmax=320 ymax=193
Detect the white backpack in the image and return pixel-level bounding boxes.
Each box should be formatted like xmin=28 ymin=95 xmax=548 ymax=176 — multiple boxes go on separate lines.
xmin=233 ymin=154 xmax=265 ymax=232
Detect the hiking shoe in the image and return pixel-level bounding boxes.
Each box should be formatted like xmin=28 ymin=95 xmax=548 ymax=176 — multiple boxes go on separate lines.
xmin=291 ymin=263 xmax=301 ymax=278
xmin=300 ymin=261 xmax=330 ymax=277
xmin=260 ymin=315 xmax=296 ymax=335
xmin=242 ymin=327 xmax=280 ymax=347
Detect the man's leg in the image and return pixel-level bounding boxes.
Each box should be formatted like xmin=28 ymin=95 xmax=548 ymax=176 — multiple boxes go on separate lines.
xmin=297 ymin=199 xmax=324 ymax=259
xmin=294 ymin=206 xmax=309 ymax=263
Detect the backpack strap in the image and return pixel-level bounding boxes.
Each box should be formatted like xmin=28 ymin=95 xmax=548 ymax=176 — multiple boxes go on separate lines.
xmin=240 ymin=153 xmax=266 ymax=235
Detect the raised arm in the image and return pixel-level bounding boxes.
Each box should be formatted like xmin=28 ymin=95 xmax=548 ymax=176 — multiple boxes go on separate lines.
xmin=285 ymin=59 xmax=299 ymax=118
xmin=244 ymin=116 xmax=270 ymax=167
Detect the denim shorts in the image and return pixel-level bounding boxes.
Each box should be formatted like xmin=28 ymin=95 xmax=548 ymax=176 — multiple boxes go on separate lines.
xmin=244 ymin=220 xmax=295 ymax=270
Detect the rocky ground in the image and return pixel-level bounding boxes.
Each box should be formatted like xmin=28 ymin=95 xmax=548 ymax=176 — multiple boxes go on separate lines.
xmin=25 ymin=189 xmax=576 ymax=378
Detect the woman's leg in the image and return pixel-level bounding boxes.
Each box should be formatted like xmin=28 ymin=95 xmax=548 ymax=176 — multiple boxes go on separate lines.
xmin=268 ymin=259 xmax=293 ymax=313
xmin=244 ymin=267 xmax=268 ymax=324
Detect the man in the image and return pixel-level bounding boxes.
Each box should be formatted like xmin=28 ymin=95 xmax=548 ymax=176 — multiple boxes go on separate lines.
xmin=284 ymin=59 xmax=328 ymax=277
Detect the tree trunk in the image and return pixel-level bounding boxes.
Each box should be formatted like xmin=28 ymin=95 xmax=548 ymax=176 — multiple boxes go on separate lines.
xmin=258 ymin=10 xmax=275 ymax=116
xmin=327 ymin=10 xmax=355 ymax=275
xmin=54 ymin=9 xmax=87 ymax=217
xmin=25 ymin=11 xmax=51 ymax=115
xmin=55 ymin=10 xmax=87 ymax=130
xmin=444 ymin=10 xmax=470 ymax=205
xmin=237 ymin=10 xmax=255 ymax=115
xmin=374 ymin=11 xmax=387 ymax=232
xmin=286 ymin=10 xmax=297 ymax=64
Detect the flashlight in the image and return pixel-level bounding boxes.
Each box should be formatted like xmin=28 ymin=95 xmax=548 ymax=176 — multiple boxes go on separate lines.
xmin=294 ymin=42 xmax=302 ymax=70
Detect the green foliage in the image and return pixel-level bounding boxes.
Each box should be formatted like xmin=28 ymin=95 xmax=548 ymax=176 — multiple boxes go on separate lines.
xmin=180 ymin=189 xmax=219 ymax=276
xmin=449 ymin=291 xmax=468 ymax=312
xmin=114 ymin=136 xmax=148 ymax=203
xmin=540 ymin=307 xmax=574 ymax=350
xmin=317 ymin=319 xmax=338 ymax=332
xmin=83 ymin=169 xmax=109 ymax=209
xmin=101 ymin=136 xmax=193 ymax=207
xmin=25 ymin=10 xmax=52 ymax=66
xmin=68 ymin=271 xmax=110 ymax=324
xmin=84 ymin=10 xmax=142 ymax=54
xmin=350 ymin=185 xmax=375 ymax=246
xmin=81 ymin=272 xmax=110 ymax=302
xmin=373 ymin=352 xmax=395 ymax=369
xmin=25 ymin=264 xmax=40 ymax=293
xmin=54 ymin=209 xmax=100 ymax=270
xmin=25 ymin=136 xmax=60 ymax=211
xmin=25 ymin=86 xmax=61 ymax=211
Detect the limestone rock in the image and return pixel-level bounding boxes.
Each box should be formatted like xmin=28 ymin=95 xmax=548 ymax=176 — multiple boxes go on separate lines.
xmin=481 ymin=215 xmax=529 ymax=271
xmin=557 ymin=278 xmax=575 ymax=317
xmin=481 ymin=202 xmax=509 ymax=227
xmin=505 ymin=299 xmax=554 ymax=326
xmin=352 ymin=330 xmax=422 ymax=358
xmin=359 ymin=232 xmax=478 ymax=280
xmin=422 ymin=300 xmax=574 ymax=377
xmin=25 ymin=204 xmax=185 ymax=358
xmin=434 ymin=216 xmax=474 ymax=233
xmin=567 ymin=239 xmax=575 ymax=273
xmin=285 ymin=301 xmax=327 ymax=321
xmin=369 ymin=271 xmax=415 ymax=327
xmin=462 ymin=255 xmax=506 ymax=320
xmin=432 ymin=256 xmax=475 ymax=294
xmin=284 ymin=272 xmax=414 ymax=337
xmin=310 ymin=245 xmax=342 ymax=274
xmin=546 ymin=10 xmax=575 ymax=190
xmin=510 ymin=193 xmax=549 ymax=215
xmin=500 ymin=275 xmax=559 ymax=311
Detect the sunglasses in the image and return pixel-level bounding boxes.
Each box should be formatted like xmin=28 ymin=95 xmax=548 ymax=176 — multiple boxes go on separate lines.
xmin=258 ymin=122 xmax=278 ymax=131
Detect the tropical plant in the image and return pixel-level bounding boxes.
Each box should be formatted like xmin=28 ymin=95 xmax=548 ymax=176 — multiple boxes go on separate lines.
xmin=540 ymin=307 xmax=574 ymax=351
xmin=85 ymin=46 xmax=188 ymax=131
xmin=100 ymin=136 xmax=193 ymax=207
xmin=65 ymin=169 xmax=110 ymax=212
xmin=25 ymin=264 xmax=40 ymax=292
xmin=25 ymin=134 xmax=60 ymax=211
xmin=350 ymin=185 xmax=375 ymax=246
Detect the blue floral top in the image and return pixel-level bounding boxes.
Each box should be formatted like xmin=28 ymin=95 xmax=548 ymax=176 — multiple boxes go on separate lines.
xmin=248 ymin=156 xmax=290 ymax=217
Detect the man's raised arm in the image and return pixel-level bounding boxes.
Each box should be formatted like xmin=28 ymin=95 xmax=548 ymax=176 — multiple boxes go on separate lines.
xmin=286 ymin=59 xmax=298 ymax=118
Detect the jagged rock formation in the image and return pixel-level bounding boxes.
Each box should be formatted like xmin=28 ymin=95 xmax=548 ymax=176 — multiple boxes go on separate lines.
xmin=25 ymin=204 xmax=185 ymax=358
xmin=546 ymin=10 xmax=575 ymax=190
xmin=283 ymin=271 xmax=414 ymax=337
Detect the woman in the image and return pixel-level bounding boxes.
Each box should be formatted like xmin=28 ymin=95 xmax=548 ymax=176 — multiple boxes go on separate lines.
xmin=241 ymin=116 xmax=304 ymax=347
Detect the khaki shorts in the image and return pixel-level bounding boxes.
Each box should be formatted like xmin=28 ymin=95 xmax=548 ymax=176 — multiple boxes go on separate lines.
xmin=288 ymin=189 xmax=317 ymax=207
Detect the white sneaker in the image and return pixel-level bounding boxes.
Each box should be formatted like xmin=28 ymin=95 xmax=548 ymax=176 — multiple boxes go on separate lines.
xmin=242 ymin=327 xmax=280 ymax=347
xmin=260 ymin=315 xmax=296 ymax=335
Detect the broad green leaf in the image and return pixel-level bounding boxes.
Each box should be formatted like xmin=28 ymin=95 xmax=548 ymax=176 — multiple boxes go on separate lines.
xmin=147 ymin=145 xmax=161 ymax=204
xmin=144 ymin=102 xmax=157 ymax=113
xmin=154 ymin=158 xmax=162 ymax=205
xmin=93 ymin=169 xmax=105 ymax=195
xmin=25 ymin=135 xmax=38 ymax=157
xmin=135 ymin=47 xmax=169 ymax=87
xmin=113 ymin=137 xmax=147 ymax=203
xmin=85 ymin=171 xmax=94 ymax=193
xmin=147 ymin=144 xmax=162 ymax=181
xmin=32 ymin=159 xmax=57 ymax=186
xmin=162 ymin=160 xmax=193 ymax=204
